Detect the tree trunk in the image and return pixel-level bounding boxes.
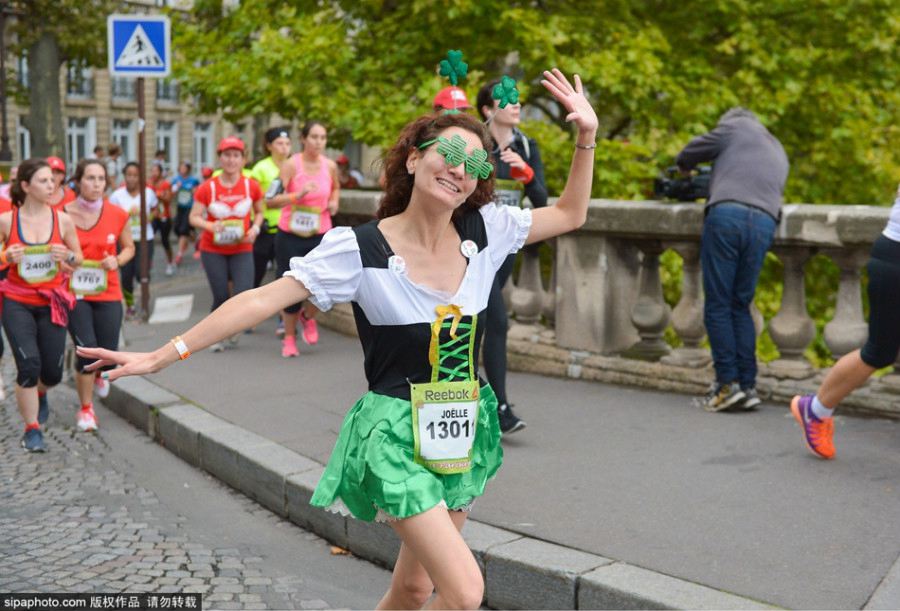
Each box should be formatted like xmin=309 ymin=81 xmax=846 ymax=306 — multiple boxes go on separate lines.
xmin=22 ymin=32 xmax=65 ymax=158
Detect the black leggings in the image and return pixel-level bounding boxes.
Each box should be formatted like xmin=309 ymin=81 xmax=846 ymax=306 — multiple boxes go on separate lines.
xmin=253 ymin=230 xmax=277 ymax=288
xmin=120 ymin=240 xmax=154 ymax=307
xmin=860 ymin=235 xmax=900 ymax=368
xmin=275 ymin=230 xmax=323 ymax=314
xmin=200 ymin=251 xmax=254 ymax=311
xmin=482 ymin=254 xmax=516 ymax=406
xmin=68 ymin=300 xmax=123 ymax=373
xmin=2 ymin=297 xmax=67 ymax=388
xmin=153 ymin=218 xmax=173 ymax=257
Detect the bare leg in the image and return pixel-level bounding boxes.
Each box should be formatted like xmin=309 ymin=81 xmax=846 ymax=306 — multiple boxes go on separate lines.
xmin=15 ymin=385 xmax=39 ymax=425
xmin=377 ymin=506 xmax=481 ymax=610
xmin=301 ymin=302 xmax=319 ymax=320
xmin=817 ymin=349 xmax=877 ymax=409
xmin=282 ymin=311 xmax=299 ymax=339
xmin=75 ymin=371 xmax=94 ymax=406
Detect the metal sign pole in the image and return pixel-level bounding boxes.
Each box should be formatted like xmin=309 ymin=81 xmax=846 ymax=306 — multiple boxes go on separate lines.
xmin=137 ymin=76 xmax=150 ymax=322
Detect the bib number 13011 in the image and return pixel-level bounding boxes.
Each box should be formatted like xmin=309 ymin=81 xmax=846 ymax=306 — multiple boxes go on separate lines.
xmin=410 ymin=380 xmax=479 ymax=475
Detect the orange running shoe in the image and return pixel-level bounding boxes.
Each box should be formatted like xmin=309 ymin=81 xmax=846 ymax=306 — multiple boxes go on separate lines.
xmin=790 ymin=395 xmax=835 ymax=459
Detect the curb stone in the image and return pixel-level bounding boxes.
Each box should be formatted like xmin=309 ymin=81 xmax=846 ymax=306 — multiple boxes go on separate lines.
xmin=110 ymin=376 xmax=777 ymax=610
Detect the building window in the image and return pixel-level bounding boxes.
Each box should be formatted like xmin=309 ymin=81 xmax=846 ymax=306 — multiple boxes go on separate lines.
xmin=66 ymin=61 xmax=94 ymax=99
xmin=66 ymin=117 xmax=97 ymax=167
xmin=156 ymin=79 xmax=179 ymax=103
xmin=16 ymin=54 xmax=28 ymax=89
xmin=193 ymin=122 xmax=214 ymax=172
xmin=156 ymin=121 xmax=178 ymax=173
xmin=16 ymin=117 xmax=30 ymax=162
xmin=111 ymin=76 xmax=136 ymax=102
xmin=111 ymin=119 xmax=136 ymax=163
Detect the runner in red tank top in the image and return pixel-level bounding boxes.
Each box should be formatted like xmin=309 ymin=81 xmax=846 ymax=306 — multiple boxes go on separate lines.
xmin=0 ymin=158 xmax=83 ymax=452
xmin=0 ymin=194 xmax=10 ymax=399
xmin=189 ymin=137 xmax=263 ymax=352
xmin=63 ymin=159 xmax=135 ymax=432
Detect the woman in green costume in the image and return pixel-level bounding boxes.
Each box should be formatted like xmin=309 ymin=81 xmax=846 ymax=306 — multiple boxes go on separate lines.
xmin=78 ymin=68 xmax=597 ymax=610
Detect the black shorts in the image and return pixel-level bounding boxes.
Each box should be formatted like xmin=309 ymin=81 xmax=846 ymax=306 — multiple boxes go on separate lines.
xmin=174 ymin=207 xmax=193 ymax=237
xmin=860 ymin=234 xmax=900 ymax=368
xmin=275 ymin=230 xmax=323 ymax=313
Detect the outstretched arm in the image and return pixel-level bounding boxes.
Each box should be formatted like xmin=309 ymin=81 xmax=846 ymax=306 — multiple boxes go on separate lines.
xmin=525 ymin=69 xmax=599 ymax=245
xmin=78 ymin=276 xmax=311 ymax=380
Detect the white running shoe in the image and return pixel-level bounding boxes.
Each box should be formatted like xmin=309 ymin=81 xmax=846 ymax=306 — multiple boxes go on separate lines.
xmin=77 ymin=405 xmax=99 ymax=432
xmin=227 ymin=334 xmax=240 ymax=347
xmin=165 ymin=263 xmax=176 ymax=276
xmin=210 ymin=342 xmax=225 ymax=353
xmin=94 ymin=375 xmax=110 ymax=399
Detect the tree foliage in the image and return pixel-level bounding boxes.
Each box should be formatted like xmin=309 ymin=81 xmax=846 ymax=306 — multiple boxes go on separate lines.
xmin=173 ymin=0 xmax=899 ymax=205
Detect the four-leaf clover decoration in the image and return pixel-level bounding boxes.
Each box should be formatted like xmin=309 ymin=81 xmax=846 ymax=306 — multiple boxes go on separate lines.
xmin=436 ymin=134 xmax=468 ymax=167
xmin=492 ymin=75 xmax=519 ymax=108
xmin=439 ymin=50 xmax=468 ymax=86
xmin=464 ymin=148 xmax=493 ymax=180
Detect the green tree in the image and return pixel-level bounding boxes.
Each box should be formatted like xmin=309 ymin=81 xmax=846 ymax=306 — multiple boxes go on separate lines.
xmin=11 ymin=0 xmax=126 ymax=157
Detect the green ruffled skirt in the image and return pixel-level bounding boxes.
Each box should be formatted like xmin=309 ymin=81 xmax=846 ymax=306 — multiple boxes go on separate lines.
xmin=310 ymin=384 xmax=503 ymax=522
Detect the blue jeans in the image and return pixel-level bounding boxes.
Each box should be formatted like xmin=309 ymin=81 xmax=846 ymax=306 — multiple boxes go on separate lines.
xmin=700 ymin=202 xmax=776 ymax=388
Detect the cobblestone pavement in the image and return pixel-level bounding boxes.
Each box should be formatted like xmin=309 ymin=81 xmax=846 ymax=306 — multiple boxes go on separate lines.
xmin=0 ymin=361 xmax=386 ymax=609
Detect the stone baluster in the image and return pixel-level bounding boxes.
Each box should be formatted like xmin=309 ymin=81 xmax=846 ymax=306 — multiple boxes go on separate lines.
xmin=661 ymin=242 xmax=710 ymax=367
xmin=767 ymin=248 xmax=816 ymax=378
xmin=541 ymin=240 xmax=556 ymax=327
xmin=822 ymin=248 xmax=869 ymax=359
xmin=622 ymin=241 xmax=671 ymax=360
xmin=510 ymin=249 xmax=544 ymax=326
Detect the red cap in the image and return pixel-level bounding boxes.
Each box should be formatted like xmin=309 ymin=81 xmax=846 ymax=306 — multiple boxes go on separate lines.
xmin=216 ymin=136 xmax=245 ymax=154
xmin=336 ymin=154 xmax=349 ymax=165
xmin=433 ymin=86 xmax=471 ymax=110
xmin=47 ymin=156 xmax=66 ymax=172
xmin=201 ymin=166 xmax=213 ymax=179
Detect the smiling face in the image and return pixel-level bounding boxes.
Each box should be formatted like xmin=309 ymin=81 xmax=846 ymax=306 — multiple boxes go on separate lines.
xmin=79 ymin=163 xmax=107 ymax=201
xmin=219 ymin=149 xmax=245 ymax=175
xmin=408 ymin=126 xmax=483 ymax=210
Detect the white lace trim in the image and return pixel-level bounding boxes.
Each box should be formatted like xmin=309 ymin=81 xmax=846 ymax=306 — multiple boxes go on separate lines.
xmin=321 ymin=497 xmax=473 ymax=523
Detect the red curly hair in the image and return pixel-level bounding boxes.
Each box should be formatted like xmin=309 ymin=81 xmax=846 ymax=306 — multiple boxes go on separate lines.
xmin=377 ymin=113 xmax=495 ymax=219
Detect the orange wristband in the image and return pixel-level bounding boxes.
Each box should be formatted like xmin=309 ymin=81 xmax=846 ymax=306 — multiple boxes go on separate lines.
xmin=170 ymin=336 xmax=191 ymax=360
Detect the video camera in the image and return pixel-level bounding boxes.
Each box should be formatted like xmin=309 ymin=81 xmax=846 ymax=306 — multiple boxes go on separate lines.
xmin=653 ymin=165 xmax=711 ymax=202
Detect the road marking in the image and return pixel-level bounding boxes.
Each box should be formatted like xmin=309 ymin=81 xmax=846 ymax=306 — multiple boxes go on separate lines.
xmin=149 ymin=294 xmax=194 ymax=324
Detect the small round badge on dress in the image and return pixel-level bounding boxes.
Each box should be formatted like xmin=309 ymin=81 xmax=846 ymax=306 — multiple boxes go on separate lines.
xmin=388 ymin=255 xmax=406 ymax=275
xmin=460 ymin=240 xmax=478 ymax=258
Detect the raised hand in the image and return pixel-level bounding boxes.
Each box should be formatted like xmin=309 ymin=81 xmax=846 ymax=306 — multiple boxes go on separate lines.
xmin=540 ymin=69 xmax=598 ymax=135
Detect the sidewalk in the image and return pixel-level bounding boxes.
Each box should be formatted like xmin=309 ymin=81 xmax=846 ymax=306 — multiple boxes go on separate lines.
xmin=115 ymin=264 xmax=900 ymax=609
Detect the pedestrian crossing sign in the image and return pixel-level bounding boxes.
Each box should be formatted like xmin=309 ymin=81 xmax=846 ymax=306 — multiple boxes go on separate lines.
xmin=107 ymin=14 xmax=171 ymax=77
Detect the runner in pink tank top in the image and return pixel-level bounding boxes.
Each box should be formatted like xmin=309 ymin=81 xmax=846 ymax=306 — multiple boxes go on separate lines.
xmin=267 ymin=121 xmax=341 ymax=357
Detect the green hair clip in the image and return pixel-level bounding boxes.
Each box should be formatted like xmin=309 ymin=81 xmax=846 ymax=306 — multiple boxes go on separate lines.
xmin=492 ymin=75 xmax=519 ymax=109
xmin=419 ymin=134 xmax=494 ymax=180
xmin=439 ymin=50 xmax=468 ymax=86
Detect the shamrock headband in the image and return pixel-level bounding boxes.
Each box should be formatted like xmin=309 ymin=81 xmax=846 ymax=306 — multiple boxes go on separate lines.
xmin=492 ymin=75 xmax=519 ymax=109
xmin=418 ymin=134 xmax=493 ymax=180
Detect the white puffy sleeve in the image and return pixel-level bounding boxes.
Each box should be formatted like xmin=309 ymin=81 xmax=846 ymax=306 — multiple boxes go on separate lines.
xmin=282 ymin=227 xmax=361 ymax=311
xmin=479 ymin=203 xmax=533 ymax=268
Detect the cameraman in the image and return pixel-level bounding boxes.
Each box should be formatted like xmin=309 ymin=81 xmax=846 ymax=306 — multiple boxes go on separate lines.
xmin=676 ymin=107 xmax=789 ymax=412
xmin=476 ymin=78 xmax=548 ymax=435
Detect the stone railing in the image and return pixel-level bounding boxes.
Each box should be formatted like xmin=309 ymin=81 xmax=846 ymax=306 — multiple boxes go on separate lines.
xmin=326 ymin=192 xmax=900 ymax=418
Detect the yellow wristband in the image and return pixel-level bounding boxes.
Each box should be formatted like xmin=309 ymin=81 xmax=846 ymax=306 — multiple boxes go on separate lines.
xmin=170 ymin=335 xmax=191 ymax=360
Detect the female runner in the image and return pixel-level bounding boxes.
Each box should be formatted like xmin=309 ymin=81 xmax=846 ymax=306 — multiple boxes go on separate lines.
xmin=63 ymin=159 xmax=134 ymax=431
xmin=1 ymin=159 xmax=82 ymax=452
xmin=268 ymin=121 xmax=339 ymax=357
xmin=80 ymin=69 xmax=596 ymax=609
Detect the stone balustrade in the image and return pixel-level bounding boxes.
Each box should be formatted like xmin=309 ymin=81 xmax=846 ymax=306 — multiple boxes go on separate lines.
xmin=327 ymin=191 xmax=899 ymax=418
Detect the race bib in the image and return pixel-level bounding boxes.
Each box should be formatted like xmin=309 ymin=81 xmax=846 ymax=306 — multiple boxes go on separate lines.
xmin=494 ymin=179 xmax=525 ymax=208
xmin=214 ymin=220 xmax=245 ymax=245
xmin=410 ymin=380 xmax=479 ymax=475
xmin=18 ymin=245 xmax=58 ymax=284
xmin=176 ymin=189 xmax=192 ymax=206
xmin=289 ymin=205 xmax=320 ymax=237
xmin=70 ymin=260 xmax=107 ymax=296
xmin=130 ymin=213 xmax=144 ymax=240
